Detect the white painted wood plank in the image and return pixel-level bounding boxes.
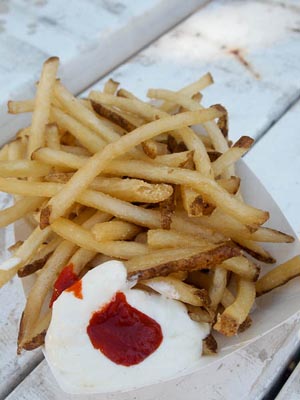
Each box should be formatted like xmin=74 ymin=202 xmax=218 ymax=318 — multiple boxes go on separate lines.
xmin=245 ymin=100 xmax=300 ymax=236
xmin=85 ymin=0 xmax=300 ymax=145
xmin=0 ymin=0 xmax=207 ymax=144
xmin=277 ymin=353 xmax=300 ymax=399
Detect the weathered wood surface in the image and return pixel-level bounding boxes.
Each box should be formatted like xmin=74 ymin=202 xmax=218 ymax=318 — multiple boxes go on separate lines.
xmin=0 ymin=0 xmax=207 ymax=144
xmin=85 ymin=0 xmax=300 ymax=145
xmin=277 ymin=352 xmax=300 ymax=399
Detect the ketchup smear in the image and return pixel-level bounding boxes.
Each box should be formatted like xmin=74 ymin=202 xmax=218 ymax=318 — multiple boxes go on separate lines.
xmin=87 ymin=292 xmax=163 ymax=366
xmin=49 ymin=263 xmax=82 ymax=307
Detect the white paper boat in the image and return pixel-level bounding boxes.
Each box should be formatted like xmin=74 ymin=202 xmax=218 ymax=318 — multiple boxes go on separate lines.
xmin=11 ymin=156 xmax=300 ymax=398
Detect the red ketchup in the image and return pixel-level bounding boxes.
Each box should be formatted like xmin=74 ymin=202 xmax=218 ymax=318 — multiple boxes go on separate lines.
xmin=49 ymin=264 xmax=82 ymax=307
xmin=87 ymin=292 xmax=163 ymax=366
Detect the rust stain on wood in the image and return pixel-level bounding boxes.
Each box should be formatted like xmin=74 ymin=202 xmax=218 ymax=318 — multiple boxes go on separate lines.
xmin=228 ymin=48 xmax=260 ymax=80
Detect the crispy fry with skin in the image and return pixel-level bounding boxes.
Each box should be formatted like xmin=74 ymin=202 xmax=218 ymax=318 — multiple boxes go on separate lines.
xmin=214 ymin=279 xmax=255 ymax=336
xmin=234 ymin=238 xmax=275 ymax=264
xmin=18 ymin=237 xmax=62 ymax=277
xmin=126 ymin=244 xmax=241 ymax=280
xmin=256 ymin=255 xmax=300 ymax=296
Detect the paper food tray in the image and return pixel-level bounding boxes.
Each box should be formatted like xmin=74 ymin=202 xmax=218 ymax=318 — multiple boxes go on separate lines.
xmin=11 ymin=157 xmax=300 ymax=398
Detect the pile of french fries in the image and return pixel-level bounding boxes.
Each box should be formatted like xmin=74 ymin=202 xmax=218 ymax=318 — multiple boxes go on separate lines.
xmin=0 ymin=57 xmax=299 ymax=355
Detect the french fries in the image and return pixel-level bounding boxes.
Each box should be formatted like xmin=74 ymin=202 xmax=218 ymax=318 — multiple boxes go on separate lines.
xmin=0 ymin=57 xmax=298 ymax=355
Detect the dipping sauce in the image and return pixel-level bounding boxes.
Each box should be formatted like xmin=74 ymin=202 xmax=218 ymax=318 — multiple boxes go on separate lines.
xmin=45 ymin=261 xmax=209 ymax=394
xmin=49 ymin=264 xmax=81 ymax=307
xmin=87 ymin=291 xmax=163 ymax=366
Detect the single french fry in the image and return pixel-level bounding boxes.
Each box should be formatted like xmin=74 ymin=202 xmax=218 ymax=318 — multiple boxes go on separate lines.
xmin=20 ymin=311 xmax=52 ymax=351
xmin=7 ymin=99 xmax=35 ymax=114
xmin=92 ymin=220 xmax=140 ymax=242
xmin=27 ymin=57 xmax=59 ymax=156
xmin=212 ymin=136 xmax=254 ymax=177
xmin=0 ymin=160 xmax=51 ymax=178
xmin=91 ymin=101 xmax=136 ymax=132
xmin=0 ymin=197 xmax=45 ymax=228
xmin=103 ymin=78 xmax=119 ymax=95
xmin=141 ymin=276 xmax=210 ymax=307
xmin=125 ymin=244 xmax=240 ymax=280
xmin=90 ymin=177 xmax=174 ymax=203
xmin=158 ymin=73 xmax=213 ymax=112
xmin=256 ymin=255 xmax=300 ymax=296
xmin=214 ymin=279 xmax=255 ymax=336
xmin=194 ymin=209 xmax=293 ymax=244
xmin=234 ymin=237 xmax=275 ymax=264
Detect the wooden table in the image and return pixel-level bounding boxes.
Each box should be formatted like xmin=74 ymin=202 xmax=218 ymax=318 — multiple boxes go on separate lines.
xmin=1 ymin=1 xmax=300 ymax=399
